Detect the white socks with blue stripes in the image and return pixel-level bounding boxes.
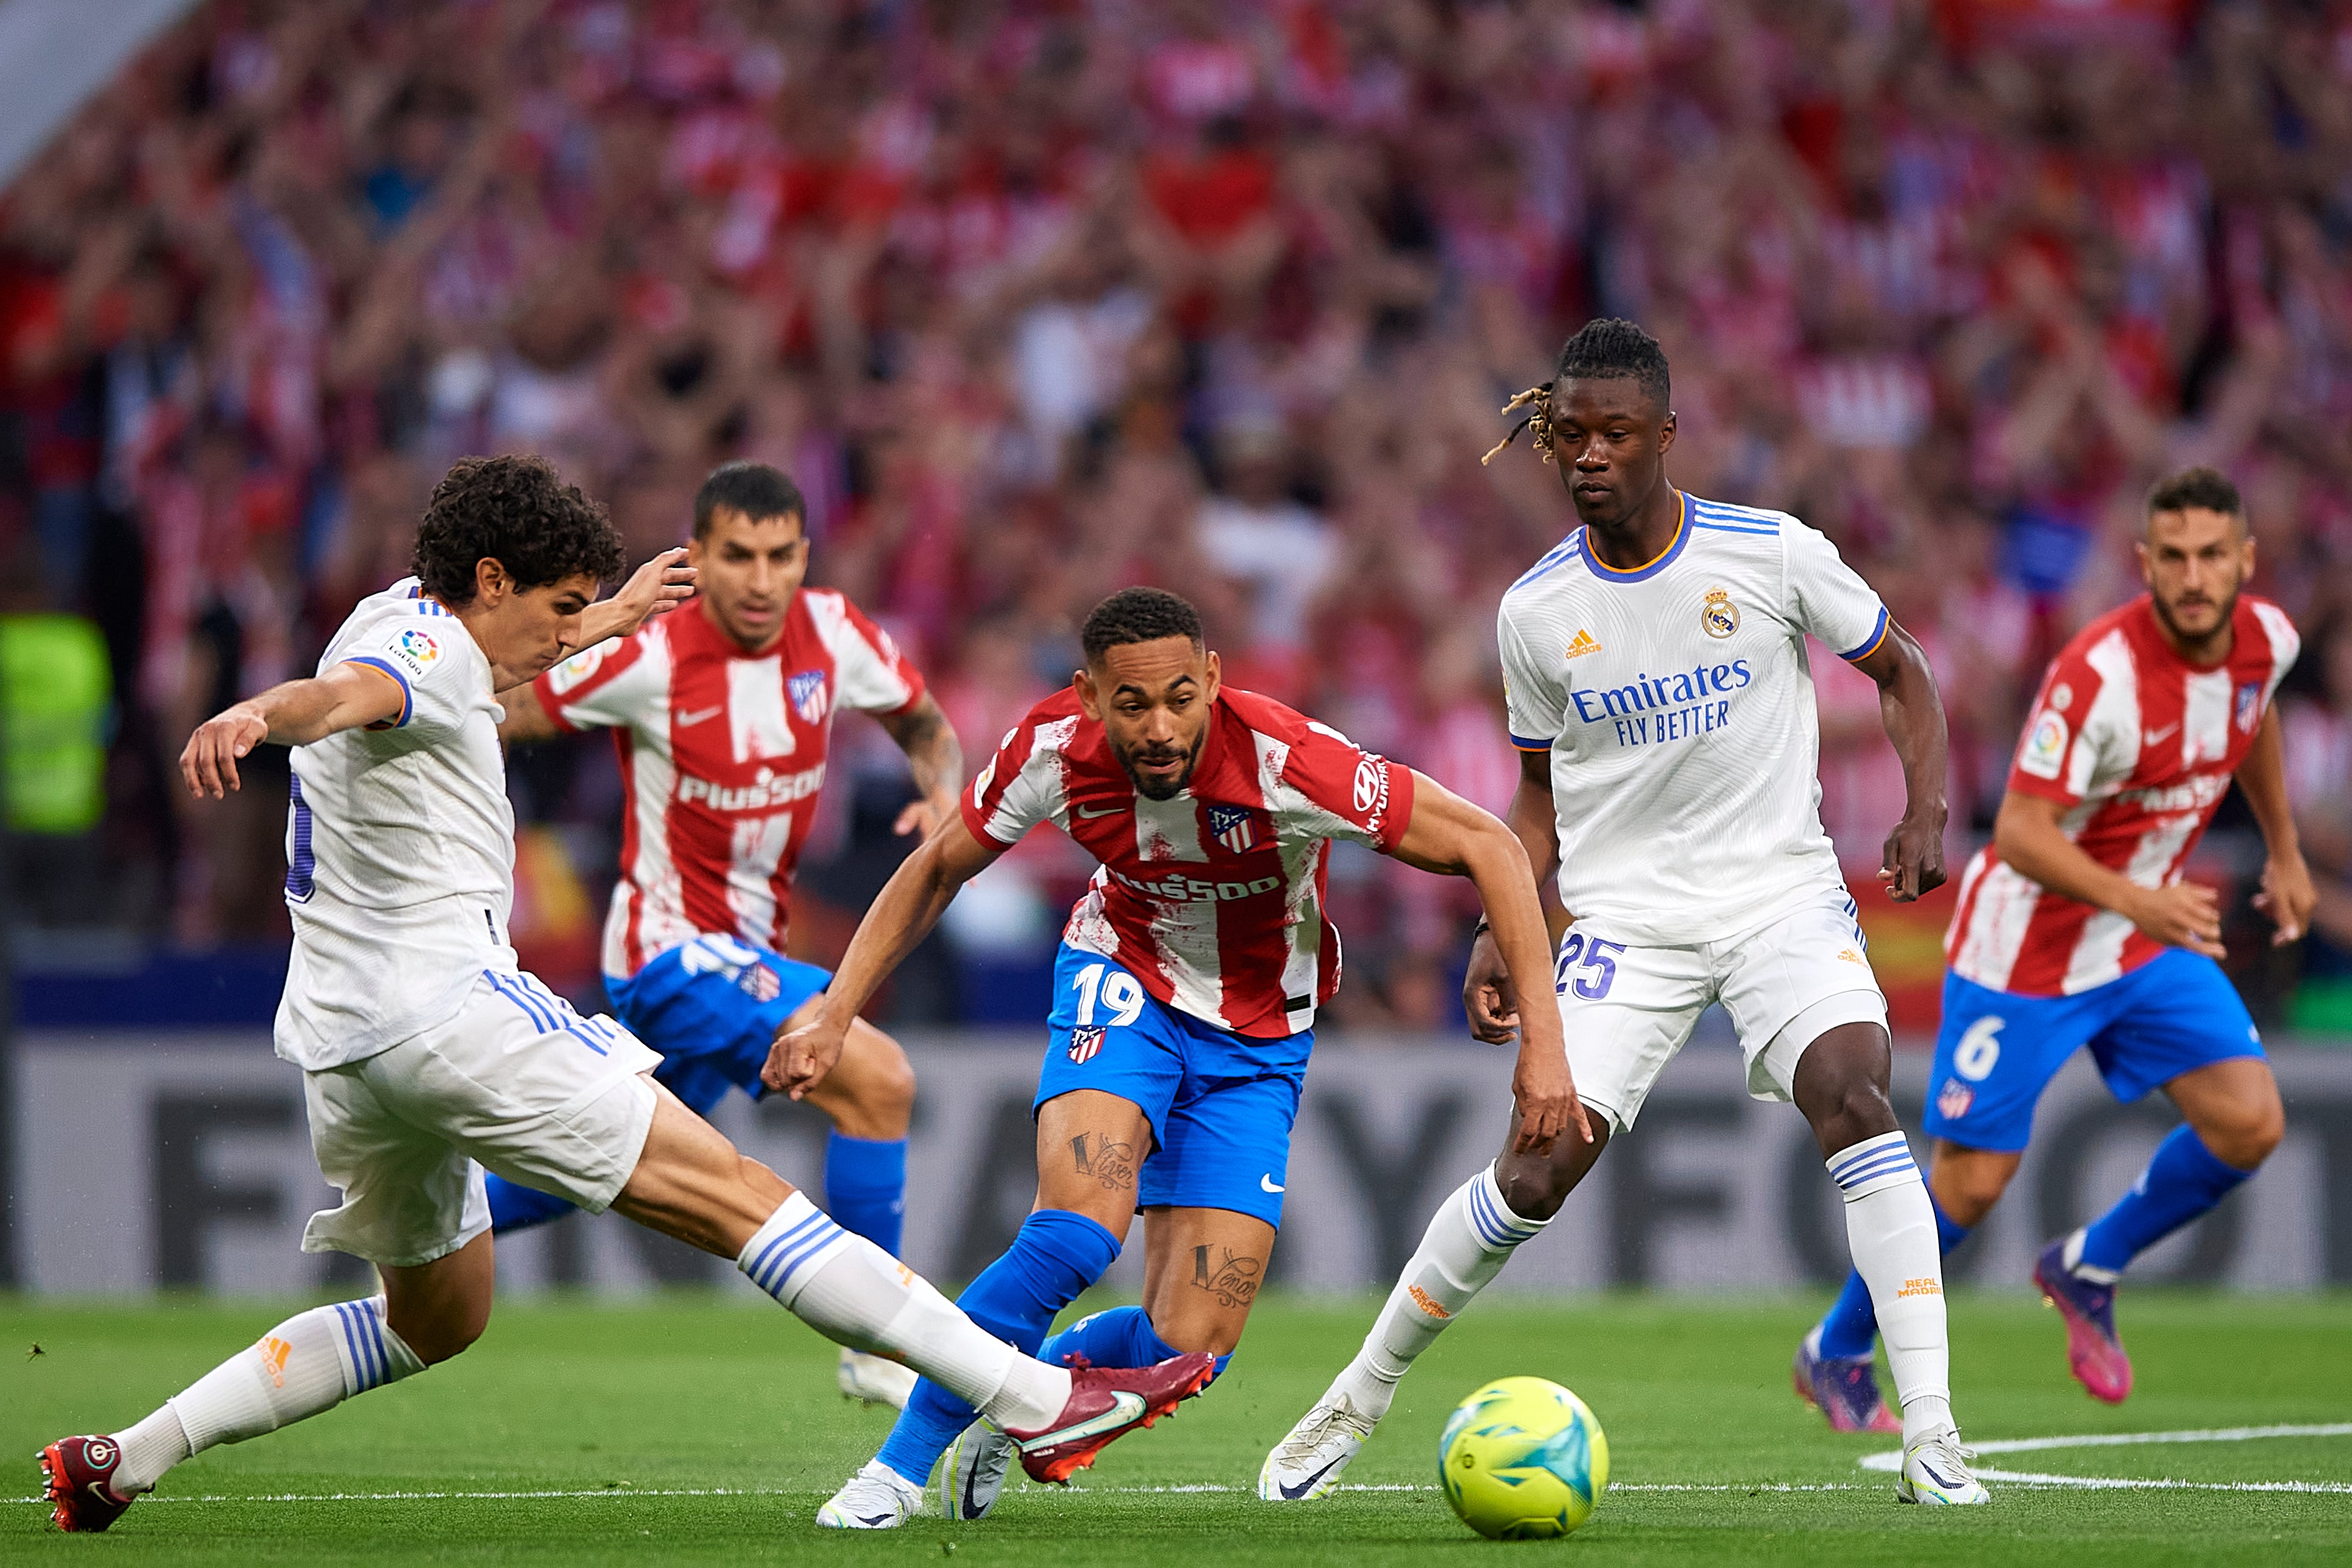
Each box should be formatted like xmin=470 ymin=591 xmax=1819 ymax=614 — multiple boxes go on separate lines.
xmin=109 ymin=1296 xmax=426 ymax=1496
xmin=1828 ymin=1132 xmax=1953 ymax=1446
xmin=736 ymin=1192 xmax=1070 ymax=1431
xmin=1329 ymin=1164 xmax=1550 ymax=1423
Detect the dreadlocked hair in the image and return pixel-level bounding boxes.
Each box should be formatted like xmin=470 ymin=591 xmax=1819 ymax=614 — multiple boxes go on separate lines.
xmin=1482 ymin=384 xmax=1554 ymax=466
xmin=1481 ymin=317 xmax=1673 ymax=466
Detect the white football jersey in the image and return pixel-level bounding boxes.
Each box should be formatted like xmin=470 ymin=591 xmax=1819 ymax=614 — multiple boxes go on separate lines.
xmin=1501 ymin=492 xmax=1890 ymax=945
xmin=276 ymin=578 xmax=519 ymax=1070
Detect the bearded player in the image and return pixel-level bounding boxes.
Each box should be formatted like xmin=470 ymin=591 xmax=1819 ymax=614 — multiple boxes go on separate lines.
xmin=1261 ymin=317 xmax=1986 ymax=1506
xmin=1798 ymin=467 xmax=2308 ymax=1422
xmin=769 ymin=586 xmax=1584 ymax=1528
xmin=496 ymin=460 xmax=953 ymax=1408
xmin=38 ymin=456 xmax=1210 ymax=1534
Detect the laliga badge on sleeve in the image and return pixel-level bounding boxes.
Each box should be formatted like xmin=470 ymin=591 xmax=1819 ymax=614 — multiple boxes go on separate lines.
xmin=2018 ymin=708 xmax=2068 ymax=780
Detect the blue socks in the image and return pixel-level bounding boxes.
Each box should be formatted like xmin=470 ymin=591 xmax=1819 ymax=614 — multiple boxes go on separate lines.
xmin=2077 ymin=1124 xmax=2251 ymax=1278
xmin=824 ymin=1132 xmax=908 ymax=1258
xmin=1816 ymin=1193 xmax=1970 ymax=1360
xmin=875 ymin=1209 xmax=1121 ymax=1486
xmin=486 ymin=1172 xmax=579 ymax=1233
xmin=1039 ymin=1305 xmax=1233 ymax=1383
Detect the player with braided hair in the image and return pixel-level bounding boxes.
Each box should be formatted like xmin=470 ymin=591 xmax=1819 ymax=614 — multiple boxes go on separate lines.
xmin=1265 ymin=317 xmax=1989 ymax=1507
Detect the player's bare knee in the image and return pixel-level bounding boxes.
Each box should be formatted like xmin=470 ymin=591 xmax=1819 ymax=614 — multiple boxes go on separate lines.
xmin=866 ymin=1029 xmax=916 ymax=1124
xmin=2198 ymin=1093 xmax=2284 ymax=1172
xmin=386 ymin=1300 xmax=488 ymax=1366
xmin=1930 ymin=1162 xmax=2011 ymax=1227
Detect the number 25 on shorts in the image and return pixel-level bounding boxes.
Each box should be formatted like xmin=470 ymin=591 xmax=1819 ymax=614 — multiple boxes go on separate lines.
xmin=1555 ymin=933 xmax=1625 ymax=1001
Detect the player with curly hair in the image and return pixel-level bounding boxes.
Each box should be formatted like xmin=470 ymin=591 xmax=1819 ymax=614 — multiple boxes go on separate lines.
xmin=37 ymin=454 xmax=1211 ymax=1534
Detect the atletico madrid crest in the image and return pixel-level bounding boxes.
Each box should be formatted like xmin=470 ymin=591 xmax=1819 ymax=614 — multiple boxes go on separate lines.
xmin=1208 ymin=804 xmax=1257 ymax=854
xmin=1067 ymin=1025 xmax=1106 ymax=1064
xmin=788 ymin=669 xmax=829 ymax=725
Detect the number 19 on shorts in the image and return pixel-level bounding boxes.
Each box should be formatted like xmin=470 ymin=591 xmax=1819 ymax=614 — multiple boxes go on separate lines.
xmin=1555 ymin=932 xmax=1625 ymax=1001
xmin=1071 ymin=962 xmax=1148 ymax=1027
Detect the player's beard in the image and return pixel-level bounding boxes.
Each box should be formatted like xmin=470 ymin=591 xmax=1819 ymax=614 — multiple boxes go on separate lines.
xmin=2150 ymin=577 xmax=2240 ymax=651
xmin=1111 ymin=731 xmax=1204 ymax=801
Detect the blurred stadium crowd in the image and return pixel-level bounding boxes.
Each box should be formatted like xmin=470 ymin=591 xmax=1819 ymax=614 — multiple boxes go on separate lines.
xmin=3 ymin=0 xmax=2351 ymax=1029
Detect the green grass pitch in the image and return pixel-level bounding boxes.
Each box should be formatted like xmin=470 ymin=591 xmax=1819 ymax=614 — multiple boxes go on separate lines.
xmin=4 ymin=1290 xmax=2347 ymax=1564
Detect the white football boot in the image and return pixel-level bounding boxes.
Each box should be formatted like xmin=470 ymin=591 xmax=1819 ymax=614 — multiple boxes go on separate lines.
xmin=815 ymin=1459 xmax=926 ymax=1529
xmin=939 ymin=1417 xmax=1015 ymax=1520
xmin=838 ymin=1347 xmax=919 ymax=1410
xmin=1896 ymin=1430 xmax=1990 ymax=1505
xmin=1257 ymin=1389 xmax=1379 ymax=1501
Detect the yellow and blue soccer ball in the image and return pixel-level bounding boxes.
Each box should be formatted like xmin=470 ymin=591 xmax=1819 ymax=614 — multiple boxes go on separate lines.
xmin=1438 ymin=1376 xmax=1609 ymax=1540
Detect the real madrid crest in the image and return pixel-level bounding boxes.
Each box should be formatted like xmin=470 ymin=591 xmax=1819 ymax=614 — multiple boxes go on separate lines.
xmin=1700 ymin=589 xmax=1739 ymax=639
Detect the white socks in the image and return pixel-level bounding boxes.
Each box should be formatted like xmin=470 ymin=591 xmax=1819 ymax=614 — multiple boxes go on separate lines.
xmin=109 ymin=1296 xmax=426 ymax=1495
xmin=736 ymin=1192 xmax=1070 ymax=1432
xmin=1331 ymin=1165 xmax=1549 ymax=1422
xmin=1827 ymin=1132 xmax=1953 ymax=1445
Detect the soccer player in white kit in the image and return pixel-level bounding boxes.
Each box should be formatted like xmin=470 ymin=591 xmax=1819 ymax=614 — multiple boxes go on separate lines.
xmin=1260 ymin=319 xmax=1987 ymax=1506
xmin=37 ymin=456 xmax=1210 ymax=1534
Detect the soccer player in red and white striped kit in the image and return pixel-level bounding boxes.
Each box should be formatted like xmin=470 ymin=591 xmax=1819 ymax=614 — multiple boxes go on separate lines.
xmin=770 ymin=586 xmax=1586 ymax=1528
xmin=1800 ymin=467 xmax=2314 ymax=1424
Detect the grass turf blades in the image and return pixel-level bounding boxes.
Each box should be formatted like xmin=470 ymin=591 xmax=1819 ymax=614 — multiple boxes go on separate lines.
xmin=3 ymin=1292 xmax=2347 ymax=1564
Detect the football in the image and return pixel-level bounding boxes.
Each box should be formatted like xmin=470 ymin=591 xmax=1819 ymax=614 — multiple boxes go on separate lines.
xmin=1437 ymin=1376 xmax=1611 ymax=1540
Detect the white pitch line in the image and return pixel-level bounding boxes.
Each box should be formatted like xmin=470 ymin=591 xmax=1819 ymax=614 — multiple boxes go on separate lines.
xmin=5 ymin=1480 xmax=1877 ymax=1507
xmin=1972 ymin=1470 xmax=2352 ymax=1495
xmin=1857 ymin=1421 xmax=2352 ymax=1490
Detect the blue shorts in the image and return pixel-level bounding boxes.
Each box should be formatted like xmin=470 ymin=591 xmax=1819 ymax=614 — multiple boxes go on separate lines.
xmin=603 ymin=935 xmax=832 ymax=1116
xmin=1034 ymin=943 xmax=1309 ymax=1228
xmin=1923 ymin=947 xmax=2265 ymax=1153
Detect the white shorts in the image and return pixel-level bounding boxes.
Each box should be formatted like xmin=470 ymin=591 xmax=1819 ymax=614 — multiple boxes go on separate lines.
xmin=300 ymin=970 xmax=662 ymax=1268
xmin=1557 ymin=885 xmax=1889 ymax=1133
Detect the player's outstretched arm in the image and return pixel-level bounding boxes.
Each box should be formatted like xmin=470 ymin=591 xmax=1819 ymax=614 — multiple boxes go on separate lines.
xmin=766 ymin=811 xmax=1004 ymax=1100
xmin=1389 ymin=771 xmax=1591 ymax=1154
xmin=1464 ymin=749 xmax=1563 ymax=1045
xmin=560 ymin=546 xmax=697 ymax=663
xmin=1852 ymin=620 xmax=1950 ymax=901
xmin=877 ymin=692 xmax=964 ymax=839
xmin=1994 ymin=791 xmax=2227 ymax=959
xmin=179 ymin=662 xmax=407 ymax=798
xmin=2234 ymin=702 xmax=2315 ymax=945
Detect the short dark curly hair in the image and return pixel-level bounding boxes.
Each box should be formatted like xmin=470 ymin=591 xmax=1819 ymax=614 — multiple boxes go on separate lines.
xmin=1554 ymin=317 xmax=1672 ymax=409
xmin=1081 ymin=587 xmax=1203 ymax=664
xmin=410 ymin=454 xmax=627 ymax=606
xmin=2146 ymin=466 xmax=2244 ymax=523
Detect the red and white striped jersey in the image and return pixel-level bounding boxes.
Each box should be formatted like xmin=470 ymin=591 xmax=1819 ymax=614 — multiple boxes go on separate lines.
xmin=964 ymin=686 xmax=1416 ymax=1038
xmin=534 ymin=590 xmax=926 ymax=979
xmin=1946 ymin=594 xmax=2300 ymax=997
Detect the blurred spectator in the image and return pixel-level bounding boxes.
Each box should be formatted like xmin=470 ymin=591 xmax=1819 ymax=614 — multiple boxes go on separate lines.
xmin=5 ymin=0 xmax=2352 ymax=1029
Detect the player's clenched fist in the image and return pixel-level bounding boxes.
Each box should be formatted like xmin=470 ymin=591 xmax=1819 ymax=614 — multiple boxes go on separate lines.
xmin=1462 ymin=929 xmax=1522 ymax=1045
xmin=766 ymin=1014 xmax=848 ymax=1100
xmin=181 ymin=704 xmax=271 ymax=799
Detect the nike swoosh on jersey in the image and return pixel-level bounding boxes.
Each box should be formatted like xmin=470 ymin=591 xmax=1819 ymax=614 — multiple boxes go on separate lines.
xmin=1072 ymin=803 xmax=1123 ymax=820
xmin=1260 ymin=1174 xmax=1285 ymax=1193
xmin=1017 ymin=1390 xmax=1147 ymax=1451
xmin=2143 ymin=723 xmax=2179 ymax=745
xmin=677 ymin=705 xmax=724 ymax=727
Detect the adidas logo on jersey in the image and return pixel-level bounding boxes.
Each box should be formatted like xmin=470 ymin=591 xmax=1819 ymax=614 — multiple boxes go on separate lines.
xmin=1836 ymin=947 xmax=1867 ymax=965
xmin=1564 ymin=628 xmax=1602 ymax=659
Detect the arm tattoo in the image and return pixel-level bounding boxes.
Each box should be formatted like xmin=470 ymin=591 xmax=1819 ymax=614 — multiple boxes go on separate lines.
xmin=885 ymin=697 xmax=963 ymax=801
xmin=1190 ymin=1245 xmax=1262 ymax=1309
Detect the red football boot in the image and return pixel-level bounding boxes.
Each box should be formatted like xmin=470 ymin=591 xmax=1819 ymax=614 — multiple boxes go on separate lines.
xmin=39 ymin=1436 xmax=136 ymax=1533
xmin=1003 ymin=1351 xmax=1216 ymax=1484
